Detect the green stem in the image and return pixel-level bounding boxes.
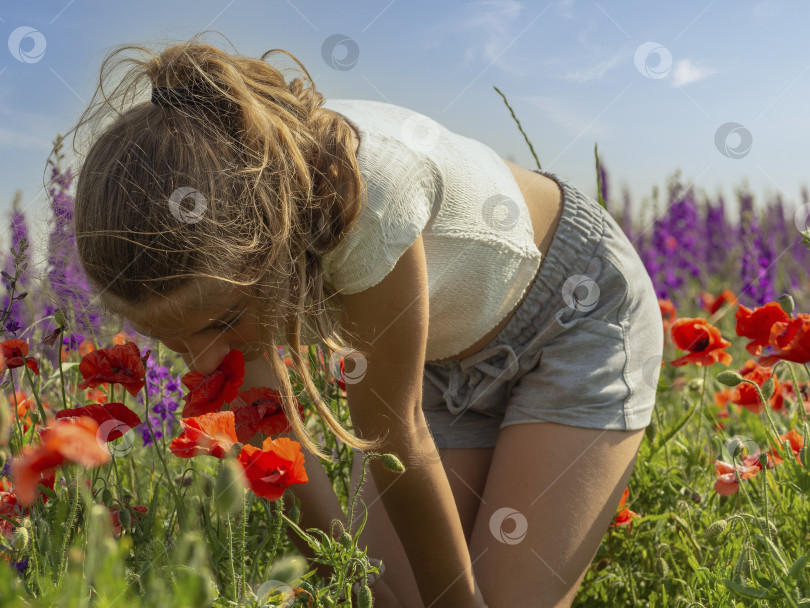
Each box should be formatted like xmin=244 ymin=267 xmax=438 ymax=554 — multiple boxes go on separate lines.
xmin=744 ymin=380 xmax=790 ymax=463
xmin=695 ymin=366 xmax=709 ymax=464
xmin=785 ymin=362 xmax=808 ymax=423
xmin=226 ymin=511 xmax=238 ymax=602
xmin=57 ymin=331 xmax=67 ymax=408
xmin=240 ymin=489 xmax=247 ymax=599
xmin=57 ymin=470 xmax=81 ymax=587
xmin=493 ymin=85 xmax=542 ymax=171
xmin=141 ymin=383 xmax=186 ymax=521
xmin=23 ymin=365 xmax=49 ymax=427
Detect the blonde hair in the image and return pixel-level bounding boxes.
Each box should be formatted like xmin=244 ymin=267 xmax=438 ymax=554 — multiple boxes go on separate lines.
xmin=63 ymin=32 xmax=386 ymax=460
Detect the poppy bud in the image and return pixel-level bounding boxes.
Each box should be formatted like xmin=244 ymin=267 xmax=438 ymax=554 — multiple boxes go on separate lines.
xmin=357 ymin=584 xmax=373 ymax=608
xmin=705 ymin=519 xmax=728 ymax=539
xmin=800 ymin=447 xmax=809 ymax=468
xmin=101 ymin=488 xmax=113 ymax=507
xmin=778 ymin=294 xmax=795 ymax=315
xmin=654 ymin=557 xmax=668 ymax=577
xmin=378 ymin=453 xmax=405 ymax=473
xmin=716 ymin=370 xmax=743 ymax=387
xmin=214 ymin=458 xmax=248 ymax=515
xmin=117 ymin=506 xmax=131 ymax=532
xmin=340 ymin=532 xmax=353 ymax=551
xmin=21 ymin=518 xmax=31 ymax=529
xmin=758 ymin=452 xmax=770 ymax=469
xmin=12 ymin=526 xmax=29 ymax=550
xmin=687 ymin=378 xmax=704 ymax=393
xmin=289 ymin=500 xmax=300 ymax=525
xmin=54 ymin=308 xmax=67 ymax=329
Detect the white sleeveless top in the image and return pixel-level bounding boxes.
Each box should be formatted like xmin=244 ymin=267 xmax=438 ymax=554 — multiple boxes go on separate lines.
xmin=320 ymin=98 xmax=542 ymax=361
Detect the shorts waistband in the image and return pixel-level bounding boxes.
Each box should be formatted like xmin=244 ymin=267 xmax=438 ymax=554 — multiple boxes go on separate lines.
xmin=422 ymin=168 xmax=606 ymax=416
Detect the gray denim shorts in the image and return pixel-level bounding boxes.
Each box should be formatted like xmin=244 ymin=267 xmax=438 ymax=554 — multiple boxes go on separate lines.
xmin=420 ymin=168 xmax=665 ymax=450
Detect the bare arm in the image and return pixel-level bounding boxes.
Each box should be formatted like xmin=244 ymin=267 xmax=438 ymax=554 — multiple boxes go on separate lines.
xmin=339 ymin=235 xmax=484 ymax=608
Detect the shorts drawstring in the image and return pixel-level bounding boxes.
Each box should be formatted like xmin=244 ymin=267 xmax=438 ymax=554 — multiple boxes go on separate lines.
xmin=424 ymin=343 xmax=520 ymax=415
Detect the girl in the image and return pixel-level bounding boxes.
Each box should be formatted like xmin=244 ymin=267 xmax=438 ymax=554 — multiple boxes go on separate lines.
xmin=67 ymin=36 xmax=664 ymax=608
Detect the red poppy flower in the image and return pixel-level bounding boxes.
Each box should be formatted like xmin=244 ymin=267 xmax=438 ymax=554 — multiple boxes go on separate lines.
xmin=0 ymin=339 xmax=40 ymax=376
xmin=169 ymin=410 xmax=239 ymax=459
xmin=55 ymin=403 xmax=141 ymax=442
xmin=758 ymin=314 xmax=810 ymax=367
xmin=659 ymin=299 xmax=677 ymax=339
xmin=230 ymin=387 xmax=305 ymax=444
xmin=11 ymin=417 xmax=111 ymax=505
xmin=181 ymin=349 xmax=245 ymax=418
xmin=610 ymin=486 xmax=640 ymax=529
xmin=701 ymin=289 xmax=738 ymax=316
xmin=713 ymin=459 xmax=760 ymax=496
xmin=109 ymin=505 xmax=149 ymax=537
xmin=765 ymin=428 xmax=805 ymax=467
xmin=669 ymin=318 xmax=732 ymax=367
xmin=729 ymin=359 xmax=783 ymax=414
xmin=735 ymin=302 xmax=790 ymax=357
xmin=0 ymin=490 xmax=19 ymax=541
xmin=77 ymin=341 xmax=148 ymax=398
xmin=238 ymin=436 xmax=308 ymax=501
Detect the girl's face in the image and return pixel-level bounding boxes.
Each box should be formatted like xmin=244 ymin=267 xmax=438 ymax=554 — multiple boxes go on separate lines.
xmin=122 ymin=282 xmax=270 ymax=376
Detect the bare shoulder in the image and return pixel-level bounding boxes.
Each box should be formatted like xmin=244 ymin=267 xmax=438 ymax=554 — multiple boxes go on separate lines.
xmin=332 ymin=234 xmax=429 ymax=360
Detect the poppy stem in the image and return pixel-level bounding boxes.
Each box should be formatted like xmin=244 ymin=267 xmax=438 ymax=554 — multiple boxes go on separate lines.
xmin=141 ymin=384 xmax=186 ymax=522
xmin=22 ymin=365 xmax=48 ymax=431
xmin=226 ymin=509 xmax=238 ymax=602
xmin=56 ymin=469 xmax=81 ymax=587
xmin=57 ymin=331 xmax=67 ymax=408
xmin=786 ymin=362 xmax=808 ymax=423
xmin=240 ymin=489 xmax=247 ymax=599
xmin=694 ymin=366 xmax=709 ymax=463
xmin=745 ymin=380 xmax=790 ymax=464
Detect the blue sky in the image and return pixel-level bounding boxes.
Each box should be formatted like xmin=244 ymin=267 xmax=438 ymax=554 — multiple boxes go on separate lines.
xmin=0 ymin=0 xmax=808 ymax=266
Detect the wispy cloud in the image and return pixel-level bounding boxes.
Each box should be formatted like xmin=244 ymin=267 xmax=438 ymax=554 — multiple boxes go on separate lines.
xmin=519 ymin=93 xmax=612 ymax=138
xmin=564 ymin=51 xmax=624 ymax=83
xmin=670 ymin=59 xmax=716 ymax=87
xmin=420 ymin=0 xmax=536 ymax=78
